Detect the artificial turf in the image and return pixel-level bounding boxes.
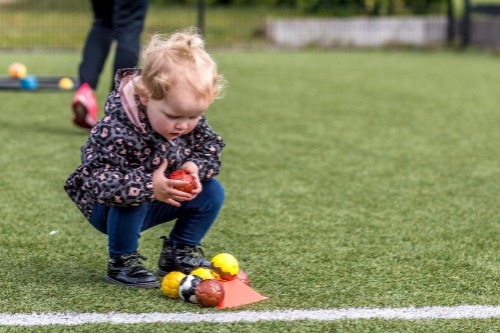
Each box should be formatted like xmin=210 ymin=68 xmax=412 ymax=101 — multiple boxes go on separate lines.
xmin=0 ymin=50 xmax=498 ymax=332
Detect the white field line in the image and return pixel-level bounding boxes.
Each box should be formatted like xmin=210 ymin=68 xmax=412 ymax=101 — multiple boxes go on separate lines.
xmin=1 ymin=305 xmax=499 ymax=326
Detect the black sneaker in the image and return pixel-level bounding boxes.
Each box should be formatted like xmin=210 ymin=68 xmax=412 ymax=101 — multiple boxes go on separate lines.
xmin=157 ymin=236 xmax=210 ymax=277
xmin=106 ymin=252 xmax=160 ymax=288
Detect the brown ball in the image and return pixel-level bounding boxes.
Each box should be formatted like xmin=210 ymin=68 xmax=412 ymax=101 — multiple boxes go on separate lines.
xmin=236 ymin=269 xmax=251 ymax=286
xmin=194 ymin=279 xmax=225 ymax=307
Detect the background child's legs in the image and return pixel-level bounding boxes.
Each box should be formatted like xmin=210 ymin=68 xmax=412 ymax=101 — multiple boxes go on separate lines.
xmin=112 ymin=0 xmax=149 ymax=90
xmin=78 ymin=0 xmax=114 ymax=90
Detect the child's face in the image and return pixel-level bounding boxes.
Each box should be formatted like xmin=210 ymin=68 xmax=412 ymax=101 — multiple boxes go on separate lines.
xmin=142 ymin=87 xmax=211 ymax=141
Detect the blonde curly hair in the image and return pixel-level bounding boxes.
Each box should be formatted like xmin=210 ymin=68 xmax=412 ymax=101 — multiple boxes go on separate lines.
xmin=135 ymin=27 xmax=226 ymax=104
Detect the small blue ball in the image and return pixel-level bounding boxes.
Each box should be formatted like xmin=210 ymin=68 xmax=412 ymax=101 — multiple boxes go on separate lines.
xmin=20 ymin=75 xmax=38 ymax=90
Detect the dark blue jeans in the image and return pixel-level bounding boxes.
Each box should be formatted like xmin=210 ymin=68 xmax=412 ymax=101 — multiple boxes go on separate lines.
xmin=89 ymin=178 xmax=224 ymax=257
xmin=79 ymin=0 xmax=149 ymax=90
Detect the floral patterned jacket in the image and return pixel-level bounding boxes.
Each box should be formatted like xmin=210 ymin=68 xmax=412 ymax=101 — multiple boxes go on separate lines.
xmin=64 ymin=68 xmax=225 ymax=220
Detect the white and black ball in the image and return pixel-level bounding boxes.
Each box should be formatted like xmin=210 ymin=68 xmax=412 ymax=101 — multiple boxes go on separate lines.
xmin=178 ymin=274 xmax=202 ymax=303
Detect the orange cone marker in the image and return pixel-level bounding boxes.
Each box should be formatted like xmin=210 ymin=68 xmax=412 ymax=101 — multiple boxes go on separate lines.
xmin=217 ymin=279 xmax=267 ymax=309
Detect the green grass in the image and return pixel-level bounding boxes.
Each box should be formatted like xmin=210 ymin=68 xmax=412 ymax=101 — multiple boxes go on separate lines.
xmin=0 ymin=50 xmax=499 ymax=332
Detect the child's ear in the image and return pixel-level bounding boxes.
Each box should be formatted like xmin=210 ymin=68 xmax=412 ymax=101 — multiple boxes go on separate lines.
xmin=138 ymin=93 xmax=149 ymax=106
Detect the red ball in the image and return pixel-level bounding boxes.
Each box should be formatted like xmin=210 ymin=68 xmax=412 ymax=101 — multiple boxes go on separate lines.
xmin=168 ymin=170 xmax=195 ymax=194
xmin=194 ymin=279 xmax=225 ymax=307
xmin=236 ymin=269 xmax=251 ymax=286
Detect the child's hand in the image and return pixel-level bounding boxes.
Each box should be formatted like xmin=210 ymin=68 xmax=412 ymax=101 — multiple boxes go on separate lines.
xmin=180 ymin=161 xmax=202 ymax=199
xmin=153 ymin=160 xmax=192 ymax=207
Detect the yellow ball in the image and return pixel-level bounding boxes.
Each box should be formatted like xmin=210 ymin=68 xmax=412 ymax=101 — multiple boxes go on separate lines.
xmin=58 ymin=77 xmax=74 ymax=90
xmin=161 ymin=271 xmax=186 ymax=299
xmin=210 ymin=253 xmax=239 ymax=281
xmin=191 ymin=267 xmax=214 ymax=280
xmin=8 ymin=62 xmax=27 ymax=79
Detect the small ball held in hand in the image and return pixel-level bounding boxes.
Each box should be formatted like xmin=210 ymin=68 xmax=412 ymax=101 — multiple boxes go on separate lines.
xmin=168 ymin=169 xmax=195 ymax=194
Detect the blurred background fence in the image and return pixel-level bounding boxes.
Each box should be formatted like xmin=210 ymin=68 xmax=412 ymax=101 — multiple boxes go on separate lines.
xmin=0 ymin=0 xmax=498 ymax=50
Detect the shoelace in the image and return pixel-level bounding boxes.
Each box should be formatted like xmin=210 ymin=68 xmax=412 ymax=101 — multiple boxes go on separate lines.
xmin=180 ymin=244 xmax=207 ymax=258
xmin=172 ymin=244 xmax=209 ymax=270
xmin=123 ymin=252 xmax=148 ymax=269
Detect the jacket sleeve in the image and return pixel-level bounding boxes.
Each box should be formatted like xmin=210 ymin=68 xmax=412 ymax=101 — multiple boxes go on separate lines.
xmin=82 ymin=121 xmax=155 ymax=207
xmin=185 ymin=116 xmax=225 ymax=180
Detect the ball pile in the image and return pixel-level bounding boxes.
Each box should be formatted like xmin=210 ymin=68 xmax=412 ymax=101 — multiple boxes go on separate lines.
xmin=161 ymin=252 xmax=250 ymax=307
xmin=7 ymin=63 xmax=75 ymax=91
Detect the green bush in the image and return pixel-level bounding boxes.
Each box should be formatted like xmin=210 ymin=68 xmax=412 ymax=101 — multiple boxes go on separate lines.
xmin=150 ymin=0 xmax=447 ymax=15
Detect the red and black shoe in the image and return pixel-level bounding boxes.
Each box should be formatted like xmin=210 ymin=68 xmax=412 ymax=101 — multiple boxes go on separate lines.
xmin=71 ymin=83 xmax=98 ymax=129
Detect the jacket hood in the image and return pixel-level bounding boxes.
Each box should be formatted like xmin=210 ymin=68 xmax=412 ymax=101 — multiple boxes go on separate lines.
xmin=110 ymin=68 xmax=173 ymax=146
xmin=115 ymin=68 xmax=144 ymax=131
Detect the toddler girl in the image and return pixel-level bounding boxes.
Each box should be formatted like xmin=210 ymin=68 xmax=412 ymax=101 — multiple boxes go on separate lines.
xmin=65 ymin=28 xmax=226 ymax=288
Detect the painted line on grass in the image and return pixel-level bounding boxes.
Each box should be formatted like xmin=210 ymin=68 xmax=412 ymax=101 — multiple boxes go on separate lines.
xmin=1 ymin=305 xmax=499 ymax=326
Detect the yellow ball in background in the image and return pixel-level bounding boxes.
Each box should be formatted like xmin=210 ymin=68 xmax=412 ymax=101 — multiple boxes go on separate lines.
xmin=8 ymin=62 xmax=27 ymax=79
xmin=210 ymin=253 xmax=239 ymax=281
xmin=58 ymin=77 xmax=74 ymax=90
xmin=191 ymin=267 xmax=215 ymax=280
xmin=161 ymin=271 xmax=186 ymax=299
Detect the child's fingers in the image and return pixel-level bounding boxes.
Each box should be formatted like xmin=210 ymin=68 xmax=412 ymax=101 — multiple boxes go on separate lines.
xmin=167 ymin=185 xmax=192 ymax=200
xmin=169 ymin=179 xmax=190 ymax=188
xmin=158 ymin=159 xmax=168 ymax=173
xmin=166 ymin=198 xmax=182 ymax=207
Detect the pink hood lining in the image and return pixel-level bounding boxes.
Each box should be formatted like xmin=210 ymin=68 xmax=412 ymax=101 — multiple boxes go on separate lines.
xmin=119 ymin=75 xmax=144 ymax=132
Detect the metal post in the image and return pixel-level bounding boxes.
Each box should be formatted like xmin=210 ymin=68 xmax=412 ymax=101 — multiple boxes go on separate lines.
xmin=446 ymin=0 xmax=455 ymax=44
xmin=461 ymin=0 xmax=471 ymax=47
xmin=197 ymin=0 xmax=206 ymax=37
